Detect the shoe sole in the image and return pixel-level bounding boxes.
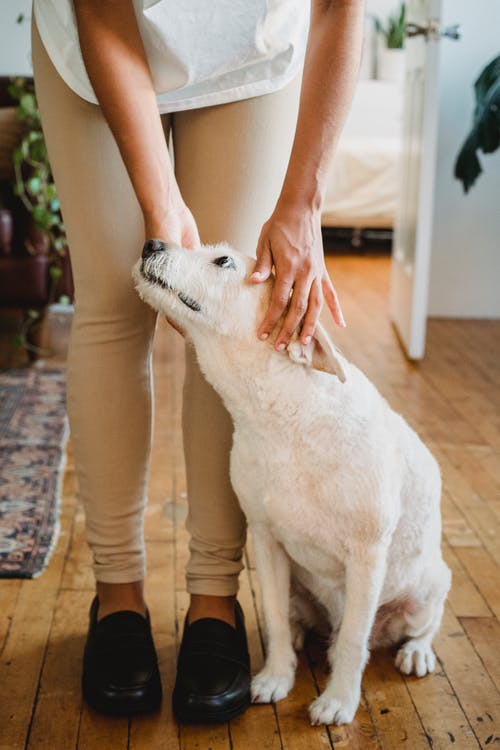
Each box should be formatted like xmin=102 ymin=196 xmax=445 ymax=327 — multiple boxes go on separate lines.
xmin=172 ymin=693 xmax=251 ymax=724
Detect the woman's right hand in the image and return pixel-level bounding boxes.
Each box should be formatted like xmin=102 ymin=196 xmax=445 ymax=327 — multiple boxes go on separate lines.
xmin=144 ymin=189 xmax=200 ymax=251
xmin=144 ymin=188 xmax=200 ymax=337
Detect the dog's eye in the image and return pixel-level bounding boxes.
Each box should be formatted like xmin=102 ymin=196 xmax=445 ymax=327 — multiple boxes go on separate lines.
xmin=212 ymin=256 xmax=236 ymax=270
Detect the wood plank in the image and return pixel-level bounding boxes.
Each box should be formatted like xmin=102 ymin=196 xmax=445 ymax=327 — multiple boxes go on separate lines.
xmin=26 ymin=590 xmax=88 ymax=750
xmin=77 ymin=709 xmax=129 ymax=750
xmin=460 ymin=618 xmax=500 ymax=695
xmin=362 ymin=651 xmax=431 ymax=749
xmin=454 ymin=547 xmax=500 ymax=621
xmin=60 ymin=506 xmax=94 ymax=592
xmin=442 ymin=490 xmax=482 ymax=549
xmin=434 ymin=605 xmax=500 ymax=747
xmin=400 ymin=666 xmax=480 ymax=749
xmin=0 ymin=579 xmax=21 ymax=655
xmin=432 ymin=445 xmax=500 ymax=567
xmin=0 ymin=455 xmax=75 ymax=750
xmin=442 ymin=543 xmax=492 ymax=618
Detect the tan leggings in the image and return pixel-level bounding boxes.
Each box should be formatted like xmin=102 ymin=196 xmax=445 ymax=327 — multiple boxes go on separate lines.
xmin=31 ymin=17 xmax=301 ymax=595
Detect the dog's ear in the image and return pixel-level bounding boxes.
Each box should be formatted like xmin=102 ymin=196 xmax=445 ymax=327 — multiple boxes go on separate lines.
xmin=287 ymin=323 xmax=346 ymax=382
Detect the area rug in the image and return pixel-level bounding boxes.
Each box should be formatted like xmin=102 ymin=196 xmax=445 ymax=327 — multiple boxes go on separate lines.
xmin=0 ymin=368 xmax=68 ymax=578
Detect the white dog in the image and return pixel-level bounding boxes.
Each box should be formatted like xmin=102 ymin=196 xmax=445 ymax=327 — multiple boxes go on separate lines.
xmin=133 ymin=240 xmax=451 ymax=727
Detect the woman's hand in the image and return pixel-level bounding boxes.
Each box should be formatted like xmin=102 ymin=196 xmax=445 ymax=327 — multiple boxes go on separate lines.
xmin=144 ymin=188 xmax=200 ymax=338
xmin=249 ymin=201 xmax=345 ymax=349
xmin=144 ymin=188 xmax=200 ymax=251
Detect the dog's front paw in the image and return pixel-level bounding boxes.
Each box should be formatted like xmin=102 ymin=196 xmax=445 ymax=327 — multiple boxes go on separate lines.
xmin=251 ymin=669 xmax=295 ymax=703
xmin=395 ymin=639 xmax=436 ymax=677
xmin=309 ymin=692 xmax=358 ymax=726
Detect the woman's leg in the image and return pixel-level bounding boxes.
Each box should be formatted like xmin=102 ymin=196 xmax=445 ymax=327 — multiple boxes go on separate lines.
xmin=32 ymin=17 xmax=161 ymax=617
xmin=172 ymin=73 xmax=303 ymax=621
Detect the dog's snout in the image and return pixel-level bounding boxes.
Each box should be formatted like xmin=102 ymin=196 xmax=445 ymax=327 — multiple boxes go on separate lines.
xmin=141 ymin=239 xmax=169 ymax=260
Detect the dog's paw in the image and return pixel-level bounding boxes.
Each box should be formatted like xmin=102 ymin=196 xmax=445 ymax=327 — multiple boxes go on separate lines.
xmin=395 ymin=639 xmax=436 ymax=677
xmin=251 ymin=669 xmax=295 ymax=703
xmin=309 ymin=692 xmax=358 ymax=726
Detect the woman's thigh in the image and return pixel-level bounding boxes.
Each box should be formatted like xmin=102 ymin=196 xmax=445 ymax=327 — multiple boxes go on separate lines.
xmin=31 ymin=14 xmax=169 ymax=313
xmin=171 ymin=73 xmax=302 ymax=254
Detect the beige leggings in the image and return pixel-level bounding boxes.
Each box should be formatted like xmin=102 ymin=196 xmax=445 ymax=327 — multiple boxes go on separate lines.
xmin=31 ymin=17 xmax=301 ymax=595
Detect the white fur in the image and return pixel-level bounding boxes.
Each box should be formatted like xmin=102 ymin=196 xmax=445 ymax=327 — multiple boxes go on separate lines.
xmin=133 ymin=242 xmax=451 ymax=727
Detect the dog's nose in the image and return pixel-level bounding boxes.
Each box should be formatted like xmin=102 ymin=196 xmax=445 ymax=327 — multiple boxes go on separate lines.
xmin=141 ymin=239 xmax=169 ymax=260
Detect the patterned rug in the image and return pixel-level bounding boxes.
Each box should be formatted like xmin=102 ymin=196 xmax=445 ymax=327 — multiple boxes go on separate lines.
xmin=0 ymin=368 xmax=68 ymax=578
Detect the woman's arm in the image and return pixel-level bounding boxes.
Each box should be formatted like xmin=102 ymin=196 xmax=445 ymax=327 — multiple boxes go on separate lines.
xmin=73 ymin=0 xmax=199 ymax=248
xmin=251 ymin=0 xmax=365 ymax=348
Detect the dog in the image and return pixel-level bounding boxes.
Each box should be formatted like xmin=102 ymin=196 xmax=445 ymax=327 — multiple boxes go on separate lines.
xmin=133 ymin=240 xmax=451 ymax=726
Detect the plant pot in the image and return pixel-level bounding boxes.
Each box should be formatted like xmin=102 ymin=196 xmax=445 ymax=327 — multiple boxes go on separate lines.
xmin=377 ymin=45 xmax=406 ymax=84
xmin=0 ymin=107 xmax=23 ymax=180
xmin=38 ymin=302 xmax=74 ymax=359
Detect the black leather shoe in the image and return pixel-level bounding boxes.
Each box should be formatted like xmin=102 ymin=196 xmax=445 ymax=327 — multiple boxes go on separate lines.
xmin=172 ymin=601 xmax=251 ymax=723
xmin=82 ymin=596 xmax=162 ymax=716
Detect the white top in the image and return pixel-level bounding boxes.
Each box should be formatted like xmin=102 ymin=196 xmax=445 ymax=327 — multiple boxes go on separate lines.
xmin=33 ymin=0 xmax=310 ymax=114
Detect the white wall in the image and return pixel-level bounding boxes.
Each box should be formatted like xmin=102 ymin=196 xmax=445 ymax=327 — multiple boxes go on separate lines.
xmin=0 ymin=0 xmax=32 ymax=76
xmin=427 ymin=0 xmax=500 ymax=318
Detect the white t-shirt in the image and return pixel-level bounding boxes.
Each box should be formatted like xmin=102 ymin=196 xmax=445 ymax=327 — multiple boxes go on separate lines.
xmin=33 ymin=0 xmax=310 ymax=113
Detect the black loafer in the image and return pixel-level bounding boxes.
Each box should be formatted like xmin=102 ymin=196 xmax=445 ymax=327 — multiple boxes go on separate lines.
xmin=172 ymin=601 xmax=251 ymax=723
xmin=82 ymin=596 xmax=162 ymax=716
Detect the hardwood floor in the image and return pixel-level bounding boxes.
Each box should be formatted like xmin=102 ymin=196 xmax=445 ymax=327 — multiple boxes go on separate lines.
xmin=1 ymin=254 xmax=499 ymax=749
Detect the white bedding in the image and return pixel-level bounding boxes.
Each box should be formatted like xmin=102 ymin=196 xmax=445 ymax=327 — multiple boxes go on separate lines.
xmin=321 ymin=80 xmax=404 ymax=229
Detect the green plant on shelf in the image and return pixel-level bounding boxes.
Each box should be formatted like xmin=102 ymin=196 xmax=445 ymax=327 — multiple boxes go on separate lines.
xmin=375 ymin=3 xmax=406 ymax=50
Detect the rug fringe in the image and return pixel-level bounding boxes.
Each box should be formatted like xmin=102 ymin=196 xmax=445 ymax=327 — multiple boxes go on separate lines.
xmin=30 ymin=417 xmax=70 ymax=580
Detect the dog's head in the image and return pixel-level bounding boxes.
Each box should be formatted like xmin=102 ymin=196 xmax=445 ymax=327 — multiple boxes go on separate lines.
xmin=132 ymin=240 xmax=346 ymax=382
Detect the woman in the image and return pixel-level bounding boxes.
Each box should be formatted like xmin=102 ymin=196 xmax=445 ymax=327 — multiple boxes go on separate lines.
xmin=31 ymin=0 xmax=364 ymax=723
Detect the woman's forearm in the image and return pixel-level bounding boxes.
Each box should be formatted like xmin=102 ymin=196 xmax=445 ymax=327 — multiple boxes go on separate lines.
xmin=73 ymin=0 xmax=175 ymax=230
xmin=279 ymin=0 xmax=365 ymax=210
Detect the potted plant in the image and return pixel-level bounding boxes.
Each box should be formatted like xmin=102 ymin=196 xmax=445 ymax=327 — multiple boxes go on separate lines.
xmin=375 ymin=3 xmax=406 ymax=84
xmin=6 ymin=77 xmax=74 ymax=358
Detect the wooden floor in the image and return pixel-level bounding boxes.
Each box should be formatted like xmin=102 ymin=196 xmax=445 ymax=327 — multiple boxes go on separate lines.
xmin=1 ymin=254 xmax=500 ymax=750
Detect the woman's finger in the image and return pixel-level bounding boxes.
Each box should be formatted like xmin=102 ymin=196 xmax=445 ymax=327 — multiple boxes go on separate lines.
xmin=182 ymin=224 xmax=200 ymax=250
xmin=250 ymin=237 xmax=273 ymax=283
xmin=299 ymin=279 xmax=323 ymax=344
xmin=275 ymin=275 xmax=313 ymax=349
xmin=257 ymin=272 xmax=294 ymax=340
xmin=322 ymin=274 xmax=346 ymax=328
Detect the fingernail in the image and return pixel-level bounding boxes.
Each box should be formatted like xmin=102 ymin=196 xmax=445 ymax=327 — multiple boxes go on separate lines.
xmin=303 ymin=335 xmax=311 ymax=345
xmin=276 ymin=342 xmax=286 ymax=351
xmin=259 ymin=332 xmax=268 ymax=341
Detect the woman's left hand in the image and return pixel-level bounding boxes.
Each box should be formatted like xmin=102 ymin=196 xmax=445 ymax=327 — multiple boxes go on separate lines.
xmin=249 ymin=202 xmax=345 ymax=349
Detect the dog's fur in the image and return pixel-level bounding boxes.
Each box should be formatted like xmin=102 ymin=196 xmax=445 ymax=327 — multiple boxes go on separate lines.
xmin=133 ymin=242 xmax=451 ymax=726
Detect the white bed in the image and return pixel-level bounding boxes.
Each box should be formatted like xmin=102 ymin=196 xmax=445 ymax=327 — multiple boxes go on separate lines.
xmin=321 ymin=79 xmax=404 ymax=229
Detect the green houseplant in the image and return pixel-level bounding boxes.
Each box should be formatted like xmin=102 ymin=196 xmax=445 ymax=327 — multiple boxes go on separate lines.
xmin=454 ymin=54 xmax=500 ymax=192
xmin=6 ymin=77 xmax=71 ymax=354
xmin=8 ymin=77 xmax=68 ymax=296
xmin=375 ymin=3 xmax=407 ymax=50
xmin=374 ymin=3 xmax=406 ymax=84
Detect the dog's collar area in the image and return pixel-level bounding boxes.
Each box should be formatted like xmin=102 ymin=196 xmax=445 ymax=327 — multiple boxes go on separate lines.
xmin=140 ymin=264 xmax=201 ymax=313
